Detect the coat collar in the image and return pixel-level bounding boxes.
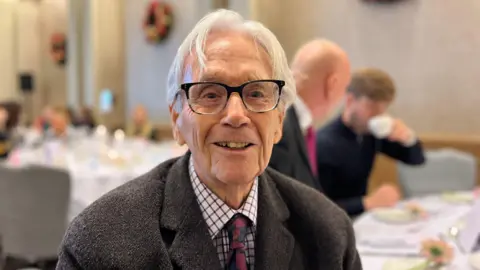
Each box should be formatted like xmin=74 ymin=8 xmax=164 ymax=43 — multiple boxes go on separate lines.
xmin=159 ymin=153 xmax=295 ymax=269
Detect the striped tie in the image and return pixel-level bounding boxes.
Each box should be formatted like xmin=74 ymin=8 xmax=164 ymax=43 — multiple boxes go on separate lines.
xmin=226 ymin=214 xmax=249 ymax=270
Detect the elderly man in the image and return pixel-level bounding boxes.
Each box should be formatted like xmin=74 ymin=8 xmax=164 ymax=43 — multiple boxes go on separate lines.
xmin=269 ymin=39 xmax=350 ymax=191
xmin=57 ymin=10 xmax=361 ymax=270
xmin=316 ymin=68 xmax=425 ymax=217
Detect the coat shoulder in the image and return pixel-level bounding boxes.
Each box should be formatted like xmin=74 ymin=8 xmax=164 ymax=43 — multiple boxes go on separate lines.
xmin=264 ymin=168 xmax=361 ymax=269
xmin=58 ymin=157 xmax=180 ymax=268
xmin=265 ymin=167 xmax=354 ymax=242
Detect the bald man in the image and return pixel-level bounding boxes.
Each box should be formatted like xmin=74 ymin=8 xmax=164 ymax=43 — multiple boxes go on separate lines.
xmin=269 ymin=39 xmax=351 ymax=191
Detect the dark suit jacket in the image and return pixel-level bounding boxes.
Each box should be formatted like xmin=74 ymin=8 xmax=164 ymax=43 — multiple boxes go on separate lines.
xmin=316 ymin=117 xmax=425 ymax=216
xmin=269 ymin=107 xmax=322 ymax=191
xmin=57 ymin=153 xmax=361 ymax=270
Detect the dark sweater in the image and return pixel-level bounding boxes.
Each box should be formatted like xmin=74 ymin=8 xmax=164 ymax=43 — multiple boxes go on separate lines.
xmin=316 ymin=117 xmax=425 ymax=216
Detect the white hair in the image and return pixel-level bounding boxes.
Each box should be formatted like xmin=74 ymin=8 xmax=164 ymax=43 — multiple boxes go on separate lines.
xmin=166 ymin=9 xmax=296 ymax=112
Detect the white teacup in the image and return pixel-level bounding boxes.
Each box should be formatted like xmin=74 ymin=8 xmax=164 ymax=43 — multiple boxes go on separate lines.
xmin=368 ymin=115 xmax=394 ymax=139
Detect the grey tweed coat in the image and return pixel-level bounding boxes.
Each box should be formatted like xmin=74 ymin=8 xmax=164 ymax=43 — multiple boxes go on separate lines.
xmin=56 ymin=153 xmax=362 ymax=270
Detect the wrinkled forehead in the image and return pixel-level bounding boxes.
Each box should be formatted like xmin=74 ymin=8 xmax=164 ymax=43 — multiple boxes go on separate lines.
xmin=182 ymin=31 xmax=273 ymax=85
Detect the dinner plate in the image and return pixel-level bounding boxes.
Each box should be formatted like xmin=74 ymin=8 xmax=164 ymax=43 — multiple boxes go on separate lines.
xmin=372 ymin=208 xmax=417 ymax=224
xmin=441 ymin=192 xmax=474 ymax=204
xmin=470 ymin=252 xmax=480 ymax=270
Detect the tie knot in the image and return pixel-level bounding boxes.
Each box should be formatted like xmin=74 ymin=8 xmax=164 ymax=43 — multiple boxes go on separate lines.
xmin=306 ymin=126 xmax=314 ymax=137
xmin=307 ymin=125 xmax=314 ymax=132
xmin=227 ymin=214 xmax=250 ymax=248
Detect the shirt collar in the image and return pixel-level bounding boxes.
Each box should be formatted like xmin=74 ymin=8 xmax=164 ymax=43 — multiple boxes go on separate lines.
xmin=293 ymin=96 xmax=313 ymax=133
xmin=188 ymin=157 xmax=258 ymax=239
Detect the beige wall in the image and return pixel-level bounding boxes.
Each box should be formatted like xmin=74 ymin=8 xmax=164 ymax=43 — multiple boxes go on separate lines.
xmin=38 ymin=0 xmax=68 ymax=109
xmin=16 ymin=1 xmax=41 ymax=121
xmin=124 ymin=0 xmax=212 ymax=123
xmin=89 ymin=0 xmax=126 ymax=128
xmin=229 ymin=0 xmax=251 ymax=18
xmin=254 ymin=0 xmax=480 ymax=135
xmin=0 ymin=0 xmax=67 ymax=121
xmin=0 ymin=0 xmax=17 ymax=101
xmin=5 ymin=0 xmax=478 ymax=134
xmin=65 ymin=0 xmax=214 ymax=127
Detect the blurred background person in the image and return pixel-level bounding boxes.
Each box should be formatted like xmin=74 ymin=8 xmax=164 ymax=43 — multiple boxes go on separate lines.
xmin=0 ymin=105 xmax=10 ymax=158
xmin=269 ymin=39 xmax=350 ymax=191
xmin=66 ymin=107 xmax=76 ymax=126
xmin=2 ymin=101 xmax=22 ymax=133
xmin=46 ymin=106 xmax=74 ymax=139
xmin=126 ymin=105 xmax=157 ymax=140
xmin=34 ymin=105 xmax=54 ymax=134
xmin=316 ymin=68 xmax=425 ymax=217
xmin=0 ymin=101 xmax=22 ymax=158
xmin=74 ymin=106 xmax=97 ymax=132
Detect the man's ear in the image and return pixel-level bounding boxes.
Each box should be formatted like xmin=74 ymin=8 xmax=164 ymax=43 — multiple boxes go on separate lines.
xmin=273 ymin=109 xmax=285 ymax=144
xmin=169 ymin=102 xmax=185 ymax=145
xmin=325 ymin=73 xmax=338 ymax=100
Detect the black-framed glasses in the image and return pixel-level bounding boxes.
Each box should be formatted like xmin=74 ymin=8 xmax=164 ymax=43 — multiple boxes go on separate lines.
xmin=179 ymin=79 xmax=285 ymax=115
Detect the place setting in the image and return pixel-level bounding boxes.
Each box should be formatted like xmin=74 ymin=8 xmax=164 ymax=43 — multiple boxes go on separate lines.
xmin=371 ymin=202 xmax=431 ymax=224
xmin=369 ymin=190 xmax=477 ymax=226
xmin=379 ymin=197 xmax=480 ymax=270
xmin=356 ymin=204 xmax=432 ymax=258
xmin=381 ymin=236 xmax=480 ymax=270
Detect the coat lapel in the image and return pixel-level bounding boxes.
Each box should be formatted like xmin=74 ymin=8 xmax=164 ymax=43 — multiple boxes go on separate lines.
xmin=159 ymin=154 xmax=221 ymax=270
xmin=287 ymin=107 xmax=312 ymax=174
xmin=254 ymin=173 xmax=295 ymax=270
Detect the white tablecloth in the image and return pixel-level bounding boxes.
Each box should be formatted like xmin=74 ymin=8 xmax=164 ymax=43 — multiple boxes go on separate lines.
xmin=5 ymin=138 xmax=188 ymax=221
xmin=354 ymin=194 xmax=477 ymax=269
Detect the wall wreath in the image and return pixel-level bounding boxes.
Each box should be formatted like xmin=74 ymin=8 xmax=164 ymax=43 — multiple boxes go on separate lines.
xmin=143 ymin=1 xmax=173 ymax=44
xmin=51 ymin=33 xmax=67 ymax=65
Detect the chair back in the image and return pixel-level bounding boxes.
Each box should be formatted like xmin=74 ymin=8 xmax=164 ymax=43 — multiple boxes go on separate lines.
xmin=0 ymin=165 xmax=70 ymax=262
xmin=398 ymin=148 xmax=477 ymax=198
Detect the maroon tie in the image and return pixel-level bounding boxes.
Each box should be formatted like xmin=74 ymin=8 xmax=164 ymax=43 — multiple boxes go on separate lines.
xmin=226 ymin=214 xmax=249 ymax=270
xmin=305 ymin=126 xmax=317 ymax=176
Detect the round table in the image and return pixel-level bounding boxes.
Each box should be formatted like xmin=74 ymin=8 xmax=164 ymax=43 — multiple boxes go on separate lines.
xmin=354 ymin=192 xmax=478 ymax=269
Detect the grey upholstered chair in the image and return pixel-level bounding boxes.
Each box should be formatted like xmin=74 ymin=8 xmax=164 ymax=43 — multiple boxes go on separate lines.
xmin=398 ymin=148 xmax=477 ymax=198
xmin=0 ymin=165 xmax=70 ymax=264
xmin=0 ymin=233 xmax=5 ymax=270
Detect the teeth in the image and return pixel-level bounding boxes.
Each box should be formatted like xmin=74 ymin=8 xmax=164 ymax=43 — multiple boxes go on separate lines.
xmin=217 ymin=142 xmax=250 ymax=148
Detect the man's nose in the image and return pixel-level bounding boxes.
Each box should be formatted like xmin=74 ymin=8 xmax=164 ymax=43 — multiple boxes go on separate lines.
xmin=221 ymin=93 xmax=250 ymax=128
